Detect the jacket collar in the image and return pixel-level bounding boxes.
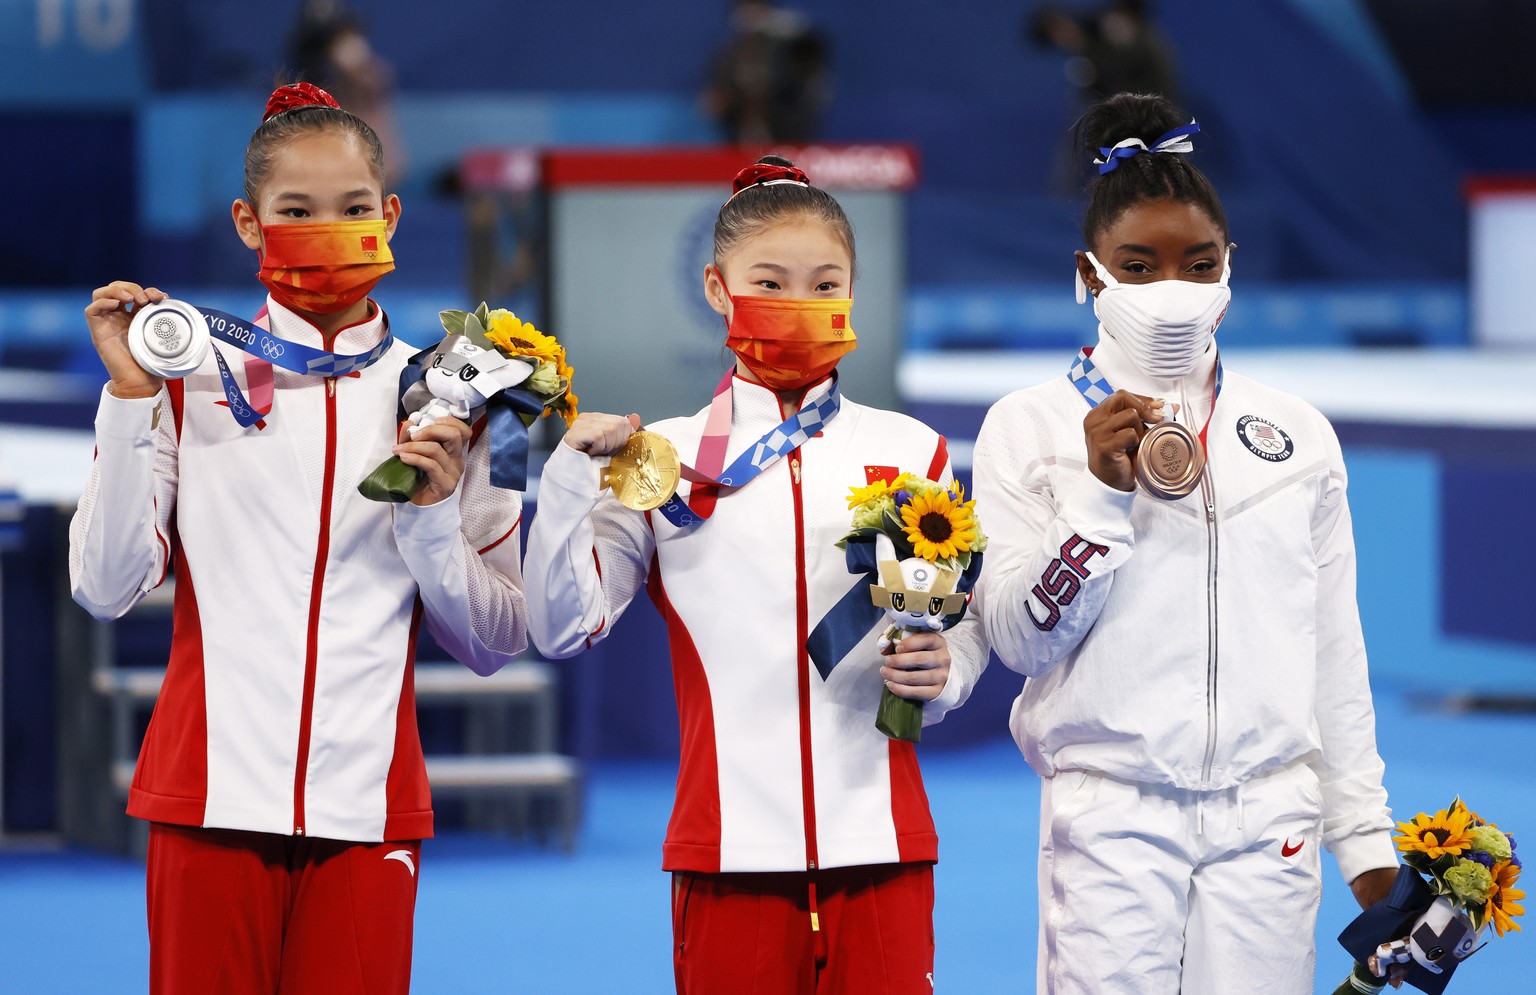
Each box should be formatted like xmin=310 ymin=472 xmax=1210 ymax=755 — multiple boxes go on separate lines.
xmin=264 ymin=295 xmax=388 ymax=354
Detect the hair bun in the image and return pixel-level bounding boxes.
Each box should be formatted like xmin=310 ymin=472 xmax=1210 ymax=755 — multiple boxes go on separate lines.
xmin=732 ymin=158 xmax=811 ymax=194
xmin=263 ymin=82 xmax=341 ymax=123
xmin=1077 ymin=92 xmax=1187 ymax=165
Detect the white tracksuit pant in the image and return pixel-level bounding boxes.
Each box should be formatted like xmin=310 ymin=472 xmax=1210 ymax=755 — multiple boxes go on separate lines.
xmin=1037 ymin=760 xmax=1323 ymax=994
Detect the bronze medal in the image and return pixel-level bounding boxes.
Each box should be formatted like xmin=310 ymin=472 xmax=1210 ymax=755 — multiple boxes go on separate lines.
xmin=1135 ymin=420 xmax=1206 ymax=499
xmin=601 ymin=430 xmax=682 ymax=511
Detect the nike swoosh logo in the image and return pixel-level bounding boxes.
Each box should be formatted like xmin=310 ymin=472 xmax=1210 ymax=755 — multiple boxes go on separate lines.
xmin=384 ymin=848 xmax=416 ymax=877
xmin=1281 ymin=837 xmax=1304 ymax=857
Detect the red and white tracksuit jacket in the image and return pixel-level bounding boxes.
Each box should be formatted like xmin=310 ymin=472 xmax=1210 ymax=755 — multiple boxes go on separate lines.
xmin=70 ymin=297 xmax=529 ymax=843
xmin=525 ymin=375 xmax=989 ymax=873
xmin=972 ymin=334 xmax=1396 ymax=882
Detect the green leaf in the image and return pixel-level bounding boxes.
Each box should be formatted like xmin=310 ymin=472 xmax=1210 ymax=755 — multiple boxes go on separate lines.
xmin=438 ymin=310 xmax=469 ymax=336
xmin=474 ymin=301 xmax=491 ymax=327
xmin=461 ymin=311 xmax=494 ymax=350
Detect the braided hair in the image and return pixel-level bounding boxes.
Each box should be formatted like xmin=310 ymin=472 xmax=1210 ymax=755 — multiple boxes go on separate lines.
xmin=1077 ymin=93 xmax=1227 ymax=248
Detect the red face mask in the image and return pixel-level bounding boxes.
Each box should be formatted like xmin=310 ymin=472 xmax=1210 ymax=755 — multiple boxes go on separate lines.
xmin=724 ymin=293 xmax=857 ymax=391
xmin=256 ymin=218 xmax=395 ymax=314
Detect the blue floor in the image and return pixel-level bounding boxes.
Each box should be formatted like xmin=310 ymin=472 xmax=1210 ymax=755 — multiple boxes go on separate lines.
xmin=3 ymin=683 xmax=1533 ymax=993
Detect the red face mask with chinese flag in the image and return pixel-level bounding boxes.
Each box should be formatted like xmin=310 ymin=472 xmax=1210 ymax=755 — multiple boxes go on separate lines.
xmin=725 ymin=294 xmax=858 ymax=391
xmin=256 ymin=219 xmax=395 ymax=314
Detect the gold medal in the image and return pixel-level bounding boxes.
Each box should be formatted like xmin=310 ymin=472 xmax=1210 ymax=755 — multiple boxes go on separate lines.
xmin=1135 ymin=420 xmax=1206 ymax=499
xmin=601 ymin=430 xmax=682 ymax=511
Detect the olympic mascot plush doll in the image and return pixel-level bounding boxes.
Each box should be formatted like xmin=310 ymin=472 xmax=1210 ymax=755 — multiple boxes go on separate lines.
xmin=358 ymin=303 xmax=574 ymax=502
xmin=869 ymin=532 xmax=968 ymax=650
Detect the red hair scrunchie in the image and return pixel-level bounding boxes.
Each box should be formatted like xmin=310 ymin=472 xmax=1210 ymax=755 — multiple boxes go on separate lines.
xmin=731 ymin=161 xmax=811 ymax=194
xmin=263 ymin=82 xmax=341 ymax=123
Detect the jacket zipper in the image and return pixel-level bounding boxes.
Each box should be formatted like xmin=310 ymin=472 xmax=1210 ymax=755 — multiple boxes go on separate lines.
xmin=293 ymin=375 xmax=339 ymax=834
xmin=789 ymin=450 xmax=820 ymax=872
xmin=1199 ymin=425 xmax=1220 ymax=786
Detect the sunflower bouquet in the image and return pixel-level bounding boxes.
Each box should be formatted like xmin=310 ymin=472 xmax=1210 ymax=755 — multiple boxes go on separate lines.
xmin=358 ymin=303 xmax=577 ymax=502
xmin=835 ymin=473 xmax=985 ymax=742
xmin=1333 ymin=799 xmax=1523 ymax=994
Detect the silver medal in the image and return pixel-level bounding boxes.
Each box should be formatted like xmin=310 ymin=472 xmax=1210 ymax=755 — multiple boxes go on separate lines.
xmin=126 ymin=299 xmax=210 ymax=379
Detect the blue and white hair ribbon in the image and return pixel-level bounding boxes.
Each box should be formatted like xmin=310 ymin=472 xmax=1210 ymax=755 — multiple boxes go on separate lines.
xmin=1095 ymin=120 xmax=1202 ymax=175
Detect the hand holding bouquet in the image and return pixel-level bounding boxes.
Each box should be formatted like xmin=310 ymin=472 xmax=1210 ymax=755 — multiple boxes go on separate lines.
xmin=838 ymin=473 xmax=985 ymax=742
xmin=1333 ymin=799 xmax=1522 ymax=994
xmin=359 ymin=303 xmax=576 ymax=502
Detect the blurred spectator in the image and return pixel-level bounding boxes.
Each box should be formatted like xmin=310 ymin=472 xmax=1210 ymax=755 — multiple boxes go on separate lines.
xmin=701 ymin=0 xmax=830 ymax=144
xmin=288 ymin=1 xmax=408 ymax=188
xmin=1028 ymin=0 xmax=1181 ymax=194
xmin=1027 ymin=0 xmax=1180 ymax=105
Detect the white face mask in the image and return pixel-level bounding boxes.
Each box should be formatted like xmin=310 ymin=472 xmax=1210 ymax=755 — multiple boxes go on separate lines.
xmin=1078 ymin=249 xmax=1231 ymax=380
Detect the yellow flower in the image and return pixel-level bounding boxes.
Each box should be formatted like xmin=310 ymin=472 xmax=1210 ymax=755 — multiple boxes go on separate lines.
xmin=1395 ymin=806 xmax=1475 ymax=860
xmin=485 ymin=310 xmax=561 ymax=363
xmin=1488 ymin=859 xmax=1526 ymax=937
xmin=847 ymin=479 xmax=895 ymax=510
xmin=899 ymin=489 xmax=978 ymax=562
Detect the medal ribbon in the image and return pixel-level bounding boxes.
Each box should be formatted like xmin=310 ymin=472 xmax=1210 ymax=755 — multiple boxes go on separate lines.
xmin=650 ymin=372 xmax=843 ymax=529
xmin=1068 ymin=347 xmax=1224 ymax=447
xmin=199 ymin=306 xmax=396 ymax=428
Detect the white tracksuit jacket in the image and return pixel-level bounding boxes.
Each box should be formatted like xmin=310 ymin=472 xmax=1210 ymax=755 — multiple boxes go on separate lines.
xmin=525 ymin=375 xmax=989 ymax=873
xmin=973 ymin=334 xmax=1396 ymax=881
xmin=70 ymin=297 xmax=529 ymax=843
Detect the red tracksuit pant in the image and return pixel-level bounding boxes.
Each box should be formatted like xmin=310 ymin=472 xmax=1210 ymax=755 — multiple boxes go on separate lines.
xmin=146 ymin=823 xmax=421 ymax=995
xmin=672 ymin=861 xmax=936 ymax=995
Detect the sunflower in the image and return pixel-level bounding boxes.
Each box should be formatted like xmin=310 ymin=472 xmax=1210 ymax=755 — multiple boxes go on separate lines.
xmin=899 ymin=489 xmax=978 ymax=562
xmin=1395 ymin=806 xmax=1475 ymax=860
xmin=485 ymin=310 xmax=562 ymax=363
xmin=1488 ymin=859 xmax=1526 ymax=937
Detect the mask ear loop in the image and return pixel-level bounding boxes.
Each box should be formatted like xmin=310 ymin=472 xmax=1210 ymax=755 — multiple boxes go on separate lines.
xmin=1078 ymin=251 xmax=1119 ymax=303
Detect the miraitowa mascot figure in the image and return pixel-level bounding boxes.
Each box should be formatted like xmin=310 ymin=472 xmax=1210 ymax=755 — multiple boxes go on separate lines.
xmin=870 ymin=532 xmax=968 ymax=650
xmin=407 ymin=337 xmax=532 ymax=436
xmin=859 ymin=531 xmax=973 ymax=743
xmin=359 ymin=304 xmax=566 ymax=502
xmin=1336 ymin=865 xmax=1486 ymax=994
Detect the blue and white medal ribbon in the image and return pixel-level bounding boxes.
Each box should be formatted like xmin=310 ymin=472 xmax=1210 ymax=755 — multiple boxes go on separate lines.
xmin=1067 ymin=347 xmax=1224 ymax=411
xmin=652 ymin=378 xmax=843 ymax=529
xmin=198 ymin=307 xmax=395 ymax=428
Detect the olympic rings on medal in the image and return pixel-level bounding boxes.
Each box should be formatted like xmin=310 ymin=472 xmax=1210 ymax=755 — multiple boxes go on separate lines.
xmin=126 ymin=299 xmax=211 ymax=379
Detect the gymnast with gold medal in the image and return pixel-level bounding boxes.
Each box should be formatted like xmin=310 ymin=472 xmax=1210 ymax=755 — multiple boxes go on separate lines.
xmin=525 ymin=156 xmax=988 ymax=994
